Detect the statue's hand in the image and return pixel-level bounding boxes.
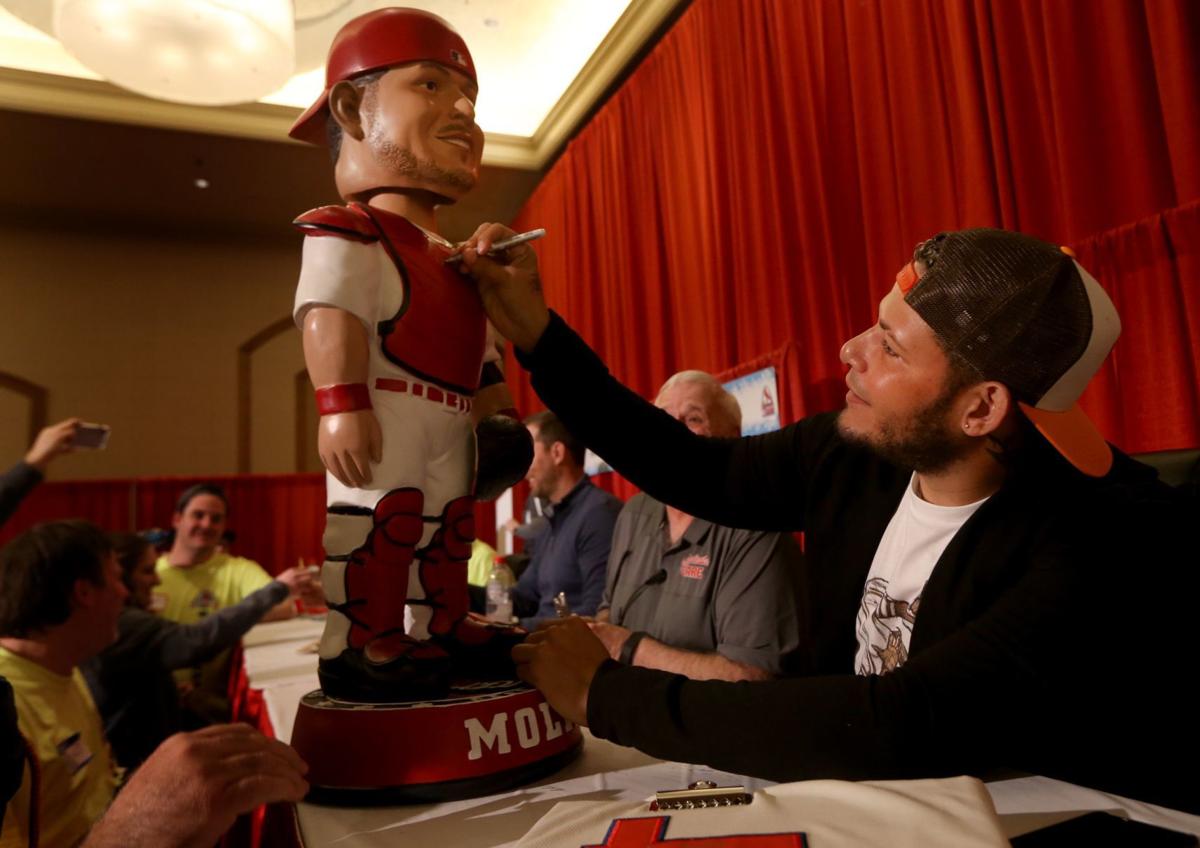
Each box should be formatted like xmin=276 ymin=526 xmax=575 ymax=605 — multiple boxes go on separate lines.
xmin=318 ymin=410 xmax=383 ymax=488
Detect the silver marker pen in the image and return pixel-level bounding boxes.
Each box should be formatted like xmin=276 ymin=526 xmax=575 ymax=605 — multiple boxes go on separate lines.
xmin=443 ymin=228 xmax=546 ymax=264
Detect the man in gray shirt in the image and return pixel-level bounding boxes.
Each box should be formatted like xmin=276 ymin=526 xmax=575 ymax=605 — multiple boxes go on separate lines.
xmin=591 ymin=372 xmax=805 ymax=681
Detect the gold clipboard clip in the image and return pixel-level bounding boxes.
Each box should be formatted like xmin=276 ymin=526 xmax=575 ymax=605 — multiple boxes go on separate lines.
xmin=650 ymin=781 xmax=752 ymax=811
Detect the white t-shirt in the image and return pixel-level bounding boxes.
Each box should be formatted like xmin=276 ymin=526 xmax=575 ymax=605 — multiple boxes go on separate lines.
xmin=855 ymin=474 xmax=989 ymax=675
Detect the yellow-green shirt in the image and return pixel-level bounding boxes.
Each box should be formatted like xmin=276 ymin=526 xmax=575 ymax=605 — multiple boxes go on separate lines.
xmin=154 ymin=552 xmax=274 ymax=690
xmin=154 ymin=552 xmax=273 ymax=625
xmin=0 ymin=649 xmax=117 ymax=848
xmin=468 ymin=539 xmax=499 ymax=588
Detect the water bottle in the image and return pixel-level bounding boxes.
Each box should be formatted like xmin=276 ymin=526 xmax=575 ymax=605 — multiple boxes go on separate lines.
xmin=485 ymin=558 xmax=515 ymax=623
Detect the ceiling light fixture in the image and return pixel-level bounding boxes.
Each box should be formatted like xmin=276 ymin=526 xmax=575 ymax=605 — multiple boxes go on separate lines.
xmin=53 ymin=0 xmax=295 ymax=105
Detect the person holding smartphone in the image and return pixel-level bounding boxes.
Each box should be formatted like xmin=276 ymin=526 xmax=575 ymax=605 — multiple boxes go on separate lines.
xmin=0 ymin=418 xmax=93 ymax=528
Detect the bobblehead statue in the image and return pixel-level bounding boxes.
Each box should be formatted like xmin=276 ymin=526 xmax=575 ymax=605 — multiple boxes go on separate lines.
xmin=287 ymin=8 xmax=580 ymax=802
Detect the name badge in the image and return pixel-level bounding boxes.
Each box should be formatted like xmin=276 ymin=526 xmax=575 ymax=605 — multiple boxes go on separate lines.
xmin=57 ymin=732 xmax=93 ymax=774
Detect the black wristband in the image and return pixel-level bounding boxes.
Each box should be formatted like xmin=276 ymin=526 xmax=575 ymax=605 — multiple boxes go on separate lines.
xmin=619 ymin=631 xmax=648 ymax=665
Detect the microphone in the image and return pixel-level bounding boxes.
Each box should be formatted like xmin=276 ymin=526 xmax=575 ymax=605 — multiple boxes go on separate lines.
xmin=618 ymin=568 xmax=667 ymax=623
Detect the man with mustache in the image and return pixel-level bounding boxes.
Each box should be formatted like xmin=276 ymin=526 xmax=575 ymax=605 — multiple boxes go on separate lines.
xmin=289 ymin=8 xmax=528 ymax=703
xmin=461 ymin=225 xmax=1197 ymax=811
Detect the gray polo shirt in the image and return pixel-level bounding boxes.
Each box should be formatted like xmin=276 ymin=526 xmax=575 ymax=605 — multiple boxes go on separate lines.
xmin=599 ymin=493 xmax=806 ymax=674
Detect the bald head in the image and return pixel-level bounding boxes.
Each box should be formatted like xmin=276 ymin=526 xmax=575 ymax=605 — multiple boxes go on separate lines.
xmin=655 ymin=371 xmax=742 ymax=438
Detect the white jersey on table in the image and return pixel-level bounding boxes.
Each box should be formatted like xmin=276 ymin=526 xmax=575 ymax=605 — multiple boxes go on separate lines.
xmin=514 ymin=775 xmax=1007 ymax=848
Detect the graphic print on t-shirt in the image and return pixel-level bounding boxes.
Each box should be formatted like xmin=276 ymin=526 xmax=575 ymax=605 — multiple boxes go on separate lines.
xmin=855 ymin=578 xmax=920 ymax=675
xmin=57 ymin=731 xmax=93 ymax=774
xmin=853 ymin=473 xmax=989 ymax=677
xmin=189 ymin=588 xmax=217 ymax=617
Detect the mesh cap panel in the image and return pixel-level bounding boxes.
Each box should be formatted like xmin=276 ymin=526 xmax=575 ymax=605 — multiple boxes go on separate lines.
xmin=905 ymin=229 xmax=1092 ymax=405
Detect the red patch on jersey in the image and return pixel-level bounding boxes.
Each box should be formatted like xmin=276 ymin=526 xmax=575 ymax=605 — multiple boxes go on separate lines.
xmin=679 ymin=554 xmax=710 ymax=580
xmin=586 ymin=816 xmax=806 ymax=847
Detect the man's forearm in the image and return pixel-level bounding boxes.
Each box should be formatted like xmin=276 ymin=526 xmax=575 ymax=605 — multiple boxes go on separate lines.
xmin=157 ymin=582 xmax=290 ymax=668
xmin=0 ymin=461 xmax=42 ymax=528
xmin=632 ymin=636 xmax=772 ymax=682
xmin=259 ymin=597 xmax=298 ymax=622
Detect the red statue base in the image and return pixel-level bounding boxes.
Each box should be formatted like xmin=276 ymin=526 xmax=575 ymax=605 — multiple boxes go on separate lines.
xmin=292 ymin=679 xmax=583 ymax=805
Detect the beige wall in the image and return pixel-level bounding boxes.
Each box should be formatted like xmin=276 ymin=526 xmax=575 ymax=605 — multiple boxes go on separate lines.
xmin=0 ymin=221 xmax=319 ymax=480
xmin=0 ymin=110 xmax=541 ymax=482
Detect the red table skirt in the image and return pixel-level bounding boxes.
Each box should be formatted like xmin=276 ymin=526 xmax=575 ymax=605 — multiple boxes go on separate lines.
xmin=224 ymin=644 xmax=303 ymax=848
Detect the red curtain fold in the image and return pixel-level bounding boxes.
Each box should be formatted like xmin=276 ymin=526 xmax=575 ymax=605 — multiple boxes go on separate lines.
xmin=0 ymin=479 xmax=133 ymax=549
xmin=1074 ymin=200 xmax=1200 ymax=453
xmin=508 ymin=0 xmax=1200 ymax=455
xmin=2 ymin=474 xmax=500 ymax=574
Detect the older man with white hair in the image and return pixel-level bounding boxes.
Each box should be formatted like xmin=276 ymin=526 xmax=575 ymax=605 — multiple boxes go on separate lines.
xmin=590 ymin=371 xmax=805 ymax=681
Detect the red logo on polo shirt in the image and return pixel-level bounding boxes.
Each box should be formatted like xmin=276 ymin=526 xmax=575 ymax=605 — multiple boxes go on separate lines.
xmin=679 ymin=554 xmax=710 ymax=580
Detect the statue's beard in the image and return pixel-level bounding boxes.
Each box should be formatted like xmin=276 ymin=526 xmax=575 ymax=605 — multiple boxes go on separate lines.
xmin=367 ymin=131 xmax=475 ymax=197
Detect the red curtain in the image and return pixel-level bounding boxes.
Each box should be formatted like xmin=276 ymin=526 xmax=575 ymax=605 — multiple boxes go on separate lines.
xmin=1074 ymin=201 xmax=1200 ymax=452
xmin=2 ymin=474 xmax=499 ymax=575
xmin=508 ymin=0 xmax=1200 ymax=454
xmin=0 ymin=479 xmax=133 ymax=549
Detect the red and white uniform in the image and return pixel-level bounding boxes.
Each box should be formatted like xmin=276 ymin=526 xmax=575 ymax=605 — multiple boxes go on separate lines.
xmin=294 ymin=202 xmax=491 ymax=660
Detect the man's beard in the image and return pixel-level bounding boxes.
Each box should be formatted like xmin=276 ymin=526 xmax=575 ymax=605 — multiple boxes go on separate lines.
xmin=527 ymin=476 xmax=549 ymax=501
xmin=369 ymin=133 xmax=475 ymax=195
xmin=838 ymin=384 xmax=972 ymax=473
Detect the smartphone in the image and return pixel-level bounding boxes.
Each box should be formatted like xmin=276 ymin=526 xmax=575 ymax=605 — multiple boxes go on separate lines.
xmin=71 ymin=423 xmax=110 ymax=450
xmin=1011 ymin=811 xmax=1198 ymax=847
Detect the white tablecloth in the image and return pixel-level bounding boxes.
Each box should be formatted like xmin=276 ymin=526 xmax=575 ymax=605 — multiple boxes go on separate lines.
xmin=241 ymin=617 xmax=321 ymax=741
xmin=239 ymin=620 xmax=1200 ymax=846
xmin=296 ymin=731 xmax=775 ymax=848
xmin=987 ymin=775 xmax=1200 ymax=838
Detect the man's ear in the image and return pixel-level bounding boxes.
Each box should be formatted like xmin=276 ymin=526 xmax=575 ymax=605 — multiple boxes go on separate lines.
xmin=171 ymin=511 xmax=183 ymax=531
xmin=549 ymin=441 xmax=567 ymax=466
xmin=72 ymin=577 xmax=96 ymax=611
xmin=960 ymin=381 xmax=1013 ymax=438
xmin=329 ymin=80 xmax=367 ymax=142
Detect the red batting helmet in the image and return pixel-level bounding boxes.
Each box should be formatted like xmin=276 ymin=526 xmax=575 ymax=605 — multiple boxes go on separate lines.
xmin=289 ymin=7 xmax=477 ymax=146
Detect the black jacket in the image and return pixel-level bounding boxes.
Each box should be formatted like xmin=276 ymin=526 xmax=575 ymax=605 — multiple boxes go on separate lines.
xmin=0 ymin=462 xmax=41 ymax=529
xmin=519 ymin=311 xmax=1198 ymax=812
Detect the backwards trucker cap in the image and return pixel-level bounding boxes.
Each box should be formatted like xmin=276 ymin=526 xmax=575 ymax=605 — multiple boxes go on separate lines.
xmin=894 ymin=228 xmax=1121 ymax=477
xmin=289 ymin=7 xmax=475 ymax=146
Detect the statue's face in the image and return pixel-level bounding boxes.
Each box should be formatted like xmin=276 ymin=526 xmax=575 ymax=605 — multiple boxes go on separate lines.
xmin=361 ymin=61 xmax=483 ymax=199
